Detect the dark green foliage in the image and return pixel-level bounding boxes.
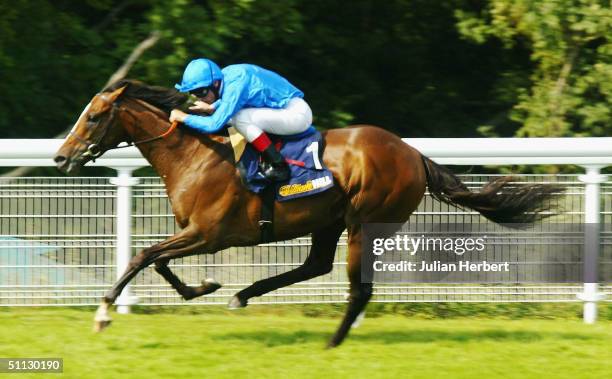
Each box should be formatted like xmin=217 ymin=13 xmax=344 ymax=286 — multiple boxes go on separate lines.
xmin=1 ymin=1 xmax=607 ymax=141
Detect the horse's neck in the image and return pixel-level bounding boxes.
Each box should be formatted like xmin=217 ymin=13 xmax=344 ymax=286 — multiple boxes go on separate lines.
xmin=120 ymin=100 xmax=218 ymax=191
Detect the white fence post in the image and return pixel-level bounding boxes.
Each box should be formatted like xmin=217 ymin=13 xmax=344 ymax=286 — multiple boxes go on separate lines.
xmin=110 ymin=167 xmax=140 ymax=314
xmin=577 ymin=166 xmax=607 ymax=323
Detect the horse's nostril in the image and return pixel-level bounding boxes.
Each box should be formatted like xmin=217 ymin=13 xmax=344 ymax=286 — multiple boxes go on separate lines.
xmin=54 ymin=155 xmax=67 ymax=164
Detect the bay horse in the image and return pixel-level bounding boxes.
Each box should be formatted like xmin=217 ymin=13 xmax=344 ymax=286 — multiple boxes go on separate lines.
xmin=54 ymin=80 xmax=560 ymax=348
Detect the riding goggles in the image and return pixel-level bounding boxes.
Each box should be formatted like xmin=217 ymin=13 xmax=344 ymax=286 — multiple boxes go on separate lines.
xmin=189 ymin=86 xmax=212 ymax=98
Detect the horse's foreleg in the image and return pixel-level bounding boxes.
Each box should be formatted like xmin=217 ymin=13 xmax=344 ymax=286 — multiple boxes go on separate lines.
xmin=154 ymin=260 xmax=221 ymax=300
xmin=94 ymin=229 xmax=207 ymax=332
xmin=327 ymin=225 xmax=373 ymax=348
xmin=229 ymin=221 xmax=345 ymax=308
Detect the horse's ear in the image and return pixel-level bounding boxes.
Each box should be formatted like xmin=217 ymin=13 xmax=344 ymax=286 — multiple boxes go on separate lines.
xmin=106 ymin=85 xmax=128 ymax=102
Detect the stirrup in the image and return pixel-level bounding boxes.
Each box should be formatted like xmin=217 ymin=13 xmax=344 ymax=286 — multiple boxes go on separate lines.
xmin=261 ymin=162 xmax=290 ymax=182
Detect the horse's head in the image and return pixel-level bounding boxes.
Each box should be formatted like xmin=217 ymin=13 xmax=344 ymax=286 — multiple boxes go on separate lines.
xmin=54 ymin=86 xmax=129 ymax=175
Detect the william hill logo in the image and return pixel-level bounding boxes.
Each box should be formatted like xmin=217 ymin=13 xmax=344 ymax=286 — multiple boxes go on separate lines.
xmin=279 ymin=175 xmax=332 ymax=197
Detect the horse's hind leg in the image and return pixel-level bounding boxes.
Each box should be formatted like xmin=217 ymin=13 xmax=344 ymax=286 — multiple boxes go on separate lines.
xmin=327 ymin=225 xmax=373 ymax=348
xmin=154 ymin=260 xmax=221 ymax=301
xmin=229 ymin=221 xmax=345 ymax=308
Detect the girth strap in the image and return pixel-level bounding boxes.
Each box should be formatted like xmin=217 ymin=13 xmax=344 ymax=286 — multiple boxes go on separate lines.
xmin=259 ymin=186 xmax=275 ymax=243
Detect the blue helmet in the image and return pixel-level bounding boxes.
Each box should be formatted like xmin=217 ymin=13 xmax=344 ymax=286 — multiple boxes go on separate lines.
xmin=175 ymin=58 xmax=223 ymax=92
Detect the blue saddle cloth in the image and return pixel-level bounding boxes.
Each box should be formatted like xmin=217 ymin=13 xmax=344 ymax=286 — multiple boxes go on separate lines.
xmin=237 ymin=126 xmax=334 ymax=201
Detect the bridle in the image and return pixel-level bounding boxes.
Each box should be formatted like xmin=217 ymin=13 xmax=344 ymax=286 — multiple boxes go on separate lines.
xmin=68 ymin=93 xmax=178 ymax=162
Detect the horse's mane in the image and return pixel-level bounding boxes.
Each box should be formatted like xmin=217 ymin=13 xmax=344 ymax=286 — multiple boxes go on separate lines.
xmin=105 ymin=79 xmax=232 ymax=150
xmin=104 ymin=79 xmax=188 ymax=114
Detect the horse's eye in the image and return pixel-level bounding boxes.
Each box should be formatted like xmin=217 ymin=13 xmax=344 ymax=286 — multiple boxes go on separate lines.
xmin=87 ymin=114 xmax=99 ymax=123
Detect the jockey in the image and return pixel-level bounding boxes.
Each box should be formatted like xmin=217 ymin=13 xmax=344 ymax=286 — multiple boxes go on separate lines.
xmin=170 ymin=58 xmax=312 ymax=181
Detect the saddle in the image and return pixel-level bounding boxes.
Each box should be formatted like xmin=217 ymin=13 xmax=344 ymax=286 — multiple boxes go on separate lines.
xmin=228 ymin=126 xmax=334 ymax=242
xmin=229 ymin=126 xmax=334 ymax=200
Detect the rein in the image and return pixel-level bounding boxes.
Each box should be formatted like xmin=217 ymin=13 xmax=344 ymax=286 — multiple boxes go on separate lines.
xmin=70 ymin=94 xmax=179 ymax=161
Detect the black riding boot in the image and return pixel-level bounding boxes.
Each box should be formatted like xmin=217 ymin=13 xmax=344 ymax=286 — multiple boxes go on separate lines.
xmin=260 ymin=145 xmax=290 ymax=182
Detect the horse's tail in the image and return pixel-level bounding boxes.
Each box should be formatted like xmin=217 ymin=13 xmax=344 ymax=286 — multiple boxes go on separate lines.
xmin=420 ymin=155 xmax=563 ymax=224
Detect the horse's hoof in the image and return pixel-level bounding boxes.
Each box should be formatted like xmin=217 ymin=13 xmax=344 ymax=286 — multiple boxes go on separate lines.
xmin=181 ymin=279 xmax=223 ymax=300
xmin=228 ymin=296 xmax=247 ymax=309
xmin=202 ymin=278 xmax=222 ymax=294
xmin=181 ymin=288 xmax=197 ymax=301
xmin=93 ymin=319 xmax=112 ymax=333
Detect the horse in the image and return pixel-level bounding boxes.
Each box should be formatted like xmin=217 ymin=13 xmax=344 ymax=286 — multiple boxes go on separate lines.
xmin=54 ymin=79 xmax=561 ymax=348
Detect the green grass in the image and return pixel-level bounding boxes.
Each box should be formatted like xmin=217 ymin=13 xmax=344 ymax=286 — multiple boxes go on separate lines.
xmin=0 ymin=307 xmax=610 ymax=379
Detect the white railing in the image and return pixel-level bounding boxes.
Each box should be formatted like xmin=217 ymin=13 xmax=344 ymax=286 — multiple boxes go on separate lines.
xmin=0 ymin=138 xmax=610 ymax=321
xmin=4 ymin=137 xmax=612 ymax=166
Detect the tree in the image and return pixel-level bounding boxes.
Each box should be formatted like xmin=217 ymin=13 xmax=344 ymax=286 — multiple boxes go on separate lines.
xmin=456 ymin=0 xmax=612 ymax=137
xmin=3 ymin=0 xmax=607 ymax=180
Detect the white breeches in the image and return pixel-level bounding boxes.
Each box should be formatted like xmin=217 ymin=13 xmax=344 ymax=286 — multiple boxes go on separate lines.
xmin=231 ymin=97 xmax=312 ymax=142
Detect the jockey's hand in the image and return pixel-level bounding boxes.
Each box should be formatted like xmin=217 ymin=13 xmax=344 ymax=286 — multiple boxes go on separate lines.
xmin=169 ymin=109 xmax=188 ymax=123
xmin=189 ymin=100 xmax=215 ymax=115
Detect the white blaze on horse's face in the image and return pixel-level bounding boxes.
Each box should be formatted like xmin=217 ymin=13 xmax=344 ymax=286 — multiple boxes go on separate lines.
xmin=55 ymin=86 xmax=128 ymax=175
xmin=69 ymin=101 xmax=93 ymax=136
xmin=69 ymin=92 xmax=116 ymax=140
